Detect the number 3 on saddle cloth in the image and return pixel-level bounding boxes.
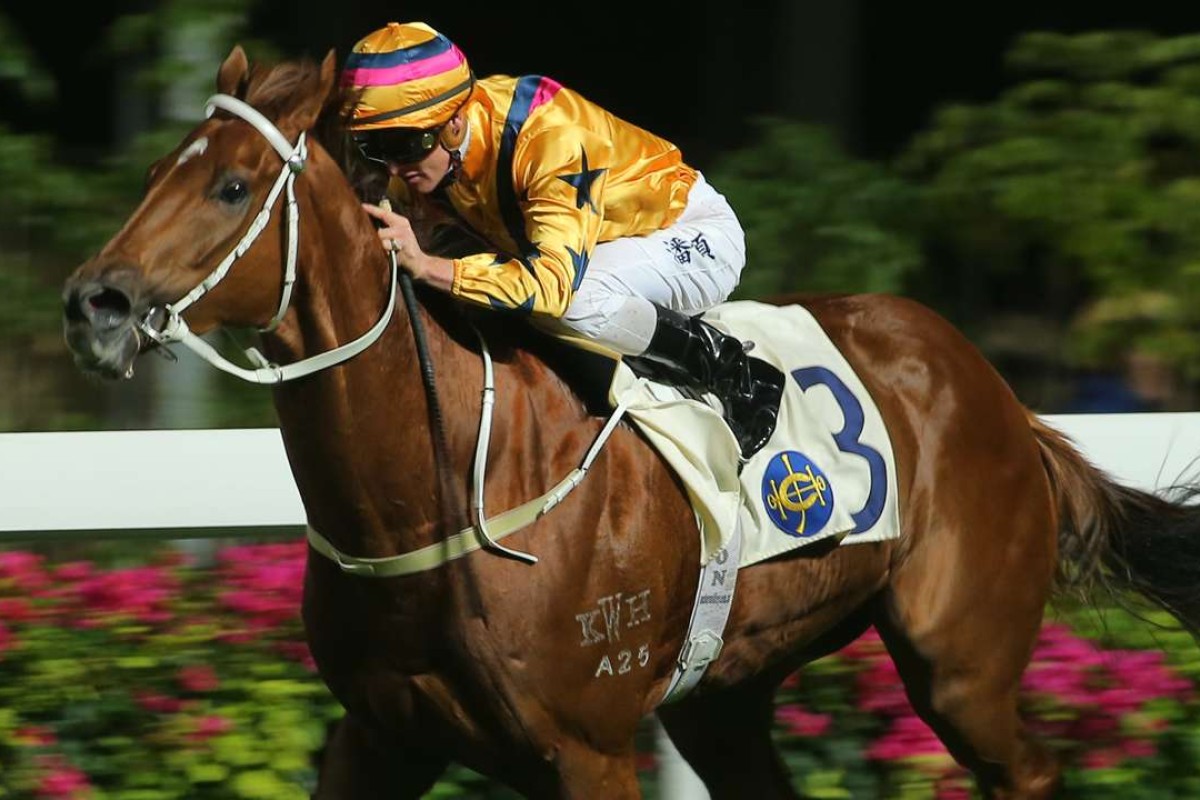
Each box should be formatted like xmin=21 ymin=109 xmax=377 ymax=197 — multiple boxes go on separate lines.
xmin=609 ymin=300 xmax=902 ymax=569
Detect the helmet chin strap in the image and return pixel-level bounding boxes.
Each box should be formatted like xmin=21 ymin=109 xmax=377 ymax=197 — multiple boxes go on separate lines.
xmin=441 ymin=117 xmax=470 ymax=184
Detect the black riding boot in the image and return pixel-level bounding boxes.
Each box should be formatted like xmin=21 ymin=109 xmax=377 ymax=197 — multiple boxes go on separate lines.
xmin=626 ymin=305 xmax=785 ymax=459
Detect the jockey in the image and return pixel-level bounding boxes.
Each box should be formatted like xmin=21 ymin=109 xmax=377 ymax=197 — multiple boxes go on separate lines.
xmin=343 ymin=21 xmax=783 ymax=458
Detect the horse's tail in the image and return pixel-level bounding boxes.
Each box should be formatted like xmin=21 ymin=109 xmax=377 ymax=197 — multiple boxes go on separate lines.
xmin=1030 ymin=412 xmax=1200 ymax=635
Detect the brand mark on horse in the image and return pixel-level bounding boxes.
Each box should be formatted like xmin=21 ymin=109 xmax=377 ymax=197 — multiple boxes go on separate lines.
xmin=574 ymin=589 xmax=652 ymax=647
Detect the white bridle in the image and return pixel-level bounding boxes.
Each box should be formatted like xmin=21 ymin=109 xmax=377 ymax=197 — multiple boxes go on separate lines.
xmin=137 ymin=92 xmax=398 ymax=384
xmin=138 ymin=93 xmax=639 ymax=576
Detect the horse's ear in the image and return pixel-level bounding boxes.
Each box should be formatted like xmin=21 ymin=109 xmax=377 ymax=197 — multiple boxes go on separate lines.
xmin=217 ymin=45 xmax=250 ymax=98
xmin=282 ymin=49 xmax=338 ymax=133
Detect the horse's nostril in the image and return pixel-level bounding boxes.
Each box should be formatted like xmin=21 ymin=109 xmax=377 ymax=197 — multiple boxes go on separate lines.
xmin=87 ymin=287 xmax=133 ymax=318
xmin=66 ymin=283 xmax=134 ymax=331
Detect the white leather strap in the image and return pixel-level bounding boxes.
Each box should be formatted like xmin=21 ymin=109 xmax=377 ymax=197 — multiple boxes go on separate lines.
xmin=307 ymin=371 xmax=638 ymax=577
xmin=138 ymin=92 xmax=397 ymax=385
xmin=206 ymin=94 xmax=305 ymax=167
xmin=660 ymin=520 xmax=743 ymax=704
xmin=147 ymin=258 xmax=398 ymax=384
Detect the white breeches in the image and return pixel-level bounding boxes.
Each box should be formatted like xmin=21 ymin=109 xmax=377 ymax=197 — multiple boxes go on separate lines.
xmin=552 ymin=172 xmax=746 ymax=355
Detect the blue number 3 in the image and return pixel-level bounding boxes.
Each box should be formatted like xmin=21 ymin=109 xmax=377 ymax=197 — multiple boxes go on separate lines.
xmin=790 ymin=367 xmax=887 ymax=535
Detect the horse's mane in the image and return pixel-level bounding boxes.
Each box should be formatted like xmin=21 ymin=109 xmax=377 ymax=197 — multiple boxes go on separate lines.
xmin=243 ymin=57 xmax=611 ymax=416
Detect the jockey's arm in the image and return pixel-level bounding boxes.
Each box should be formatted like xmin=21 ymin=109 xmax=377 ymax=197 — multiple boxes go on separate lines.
xmin=448 ymin=128 xmax=609 ymax=317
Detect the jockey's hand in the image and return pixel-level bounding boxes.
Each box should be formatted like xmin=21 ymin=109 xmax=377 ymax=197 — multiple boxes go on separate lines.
xmin=362 ymin=202 xmax=423 ymax=271
xmin=360 ymin=203 xmax=454 ymax=291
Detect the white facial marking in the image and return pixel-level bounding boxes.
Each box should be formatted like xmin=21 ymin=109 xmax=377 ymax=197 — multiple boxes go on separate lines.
xmin=177 ymin=137 xmax=209 ymax=166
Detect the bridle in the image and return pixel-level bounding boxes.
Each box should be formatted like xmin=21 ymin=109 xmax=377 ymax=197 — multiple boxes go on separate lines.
xmin=137 ymin=93 xmax=399 ymax=384
xmin=135 ymin=90 xmax=636 ymax=570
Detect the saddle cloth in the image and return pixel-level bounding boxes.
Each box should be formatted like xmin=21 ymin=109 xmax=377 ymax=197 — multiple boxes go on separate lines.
xmin=608 ymin=300 xmax=902 ymax=567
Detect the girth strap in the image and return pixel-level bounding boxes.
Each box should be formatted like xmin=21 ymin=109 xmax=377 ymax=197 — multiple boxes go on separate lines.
xmin=306 ymin=375 xmax=635 ymax=578
xmin=660 ymin=520 xmax=743 ymax=704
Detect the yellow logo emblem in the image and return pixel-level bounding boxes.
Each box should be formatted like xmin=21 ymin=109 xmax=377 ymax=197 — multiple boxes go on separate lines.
xmin=763 ymin=451 xmax=834 ymax=537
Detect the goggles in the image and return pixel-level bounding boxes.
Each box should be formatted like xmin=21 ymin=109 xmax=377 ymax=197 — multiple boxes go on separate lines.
xmin=352 ymin=127 xmax=442 ymax=166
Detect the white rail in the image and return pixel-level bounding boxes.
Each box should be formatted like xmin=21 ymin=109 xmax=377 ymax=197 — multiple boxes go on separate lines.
xmin=2 ymin=413 xmax=1197 ymax=539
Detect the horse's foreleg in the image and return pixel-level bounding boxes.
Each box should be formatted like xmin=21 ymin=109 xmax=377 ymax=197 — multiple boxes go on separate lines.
xmin=656 ymin=677 xmax=799 ymax=800
xmin=312 ymin=713 xmax=448 ymax=799
xmin=518 ymin=740 xmax=642 ymax=800
xmin=879 ymin=490 xmax=1061 ymax=799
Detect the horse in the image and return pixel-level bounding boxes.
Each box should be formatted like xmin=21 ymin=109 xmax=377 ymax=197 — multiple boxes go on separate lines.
xmin=60 ymin=47 xmax=1200 ymax=799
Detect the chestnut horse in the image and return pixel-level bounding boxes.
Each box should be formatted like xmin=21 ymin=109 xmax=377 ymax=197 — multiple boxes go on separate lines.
xmin=62 ymin=49 xmax=1200 ymax=799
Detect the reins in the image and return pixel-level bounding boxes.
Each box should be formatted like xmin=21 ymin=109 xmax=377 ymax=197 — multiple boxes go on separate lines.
xmin=396 ymin=264 xmax=539 ymax=565
xmin=146 ymin=89 xmax=630 ymax=574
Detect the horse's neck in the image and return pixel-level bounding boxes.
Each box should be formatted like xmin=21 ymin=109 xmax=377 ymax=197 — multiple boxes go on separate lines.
xmin=264 ymin=163 xmax=476 ymax=556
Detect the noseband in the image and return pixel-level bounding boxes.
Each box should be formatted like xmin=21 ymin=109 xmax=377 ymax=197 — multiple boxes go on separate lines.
xmin=137 ymin=93 xmax=399 ymax=384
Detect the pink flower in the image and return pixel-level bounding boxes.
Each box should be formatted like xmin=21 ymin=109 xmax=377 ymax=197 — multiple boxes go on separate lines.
xmin=70 ymin=566 xmax=178 ymax=628
xmin=1081 ymin=747 xmax=1123 ymax=770
xmin=0 ymin=596 xmax=35 ymax=623
xmin=134 ymin=691 xmax=183 ymax=715
xmin=53 ymin=562 xmax=94 ymax=582
xmin=187 ymin=715 xmax=233 ymax=742
xmin=33 ymin=755 xmax=91 ymax=799
xmin=866 ymin=716 xmax=947 ymax=761
xmin=935 ymin=778 xmax=972 ymax=800
xmin=1073 ymin=714 xmax=1120 ymax=740
xmin=276 ymin=640 xmax=317 ymax=671
xmin=0 ymin=551 xmax=49 ymax=592
xmin=841 ymin=627 xmax=886 ymax=661
xmin=1120 ymin=738 xmax=1157 ymax=760
xmin=776 ymin=706 xmax=832 ymax=737
xmin=177 ymin=664 xmax=219 ymax=693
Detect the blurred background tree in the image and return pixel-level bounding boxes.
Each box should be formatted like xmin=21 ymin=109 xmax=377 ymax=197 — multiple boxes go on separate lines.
xmin=0 ymin=1 xmax=277 ymax=431
xmin=708 ymin=119 xmax=922 ymax=299
xmin=898 ymin=30 xmax=1200 ymax=409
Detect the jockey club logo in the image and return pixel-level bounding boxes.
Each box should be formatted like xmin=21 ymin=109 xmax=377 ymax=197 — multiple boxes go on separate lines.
xmin=761 ymin=451 xmax=834 ymax=538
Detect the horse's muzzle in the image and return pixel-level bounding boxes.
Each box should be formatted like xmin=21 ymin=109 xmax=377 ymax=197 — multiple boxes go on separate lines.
xmin=62 ymin=275 xmax=143 ymax=380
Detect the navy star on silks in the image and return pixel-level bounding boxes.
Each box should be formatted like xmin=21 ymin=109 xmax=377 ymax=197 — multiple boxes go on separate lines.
xmin=565 ymin=245 xmax=590 ymax=291
xmin=489 ymin=295 xmax=536 ymax=315
xmin=558 ymin=148 xmax=606 ymax=213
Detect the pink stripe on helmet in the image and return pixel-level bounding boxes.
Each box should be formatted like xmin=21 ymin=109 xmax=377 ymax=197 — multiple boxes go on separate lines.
xmin=340 ymin=45 xmax=467 ymax=87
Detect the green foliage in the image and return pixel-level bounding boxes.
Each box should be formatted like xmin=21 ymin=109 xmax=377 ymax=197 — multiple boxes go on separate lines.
xmin=706 ymin=119 xmax=922 ymax=299
xmin=0 ymin=5 xmax=285 ymax=432
xmin=898 ymin=30 xmax=1200 ymax=378
xmin=0 ymin=544 xmax=653 ymax=797
xmin=0 ymin=13 xmax=54 ymax=104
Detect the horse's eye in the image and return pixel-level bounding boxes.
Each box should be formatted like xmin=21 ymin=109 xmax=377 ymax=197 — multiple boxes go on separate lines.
xmin=218 ymin=178 xmax=249 ymax=205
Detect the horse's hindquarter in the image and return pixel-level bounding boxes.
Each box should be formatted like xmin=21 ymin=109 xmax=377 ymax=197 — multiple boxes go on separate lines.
xmin=799 ymin=294 xmax=1057 ymax=637
xmin=702 ymin=293 xmax=1057 ymax=686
